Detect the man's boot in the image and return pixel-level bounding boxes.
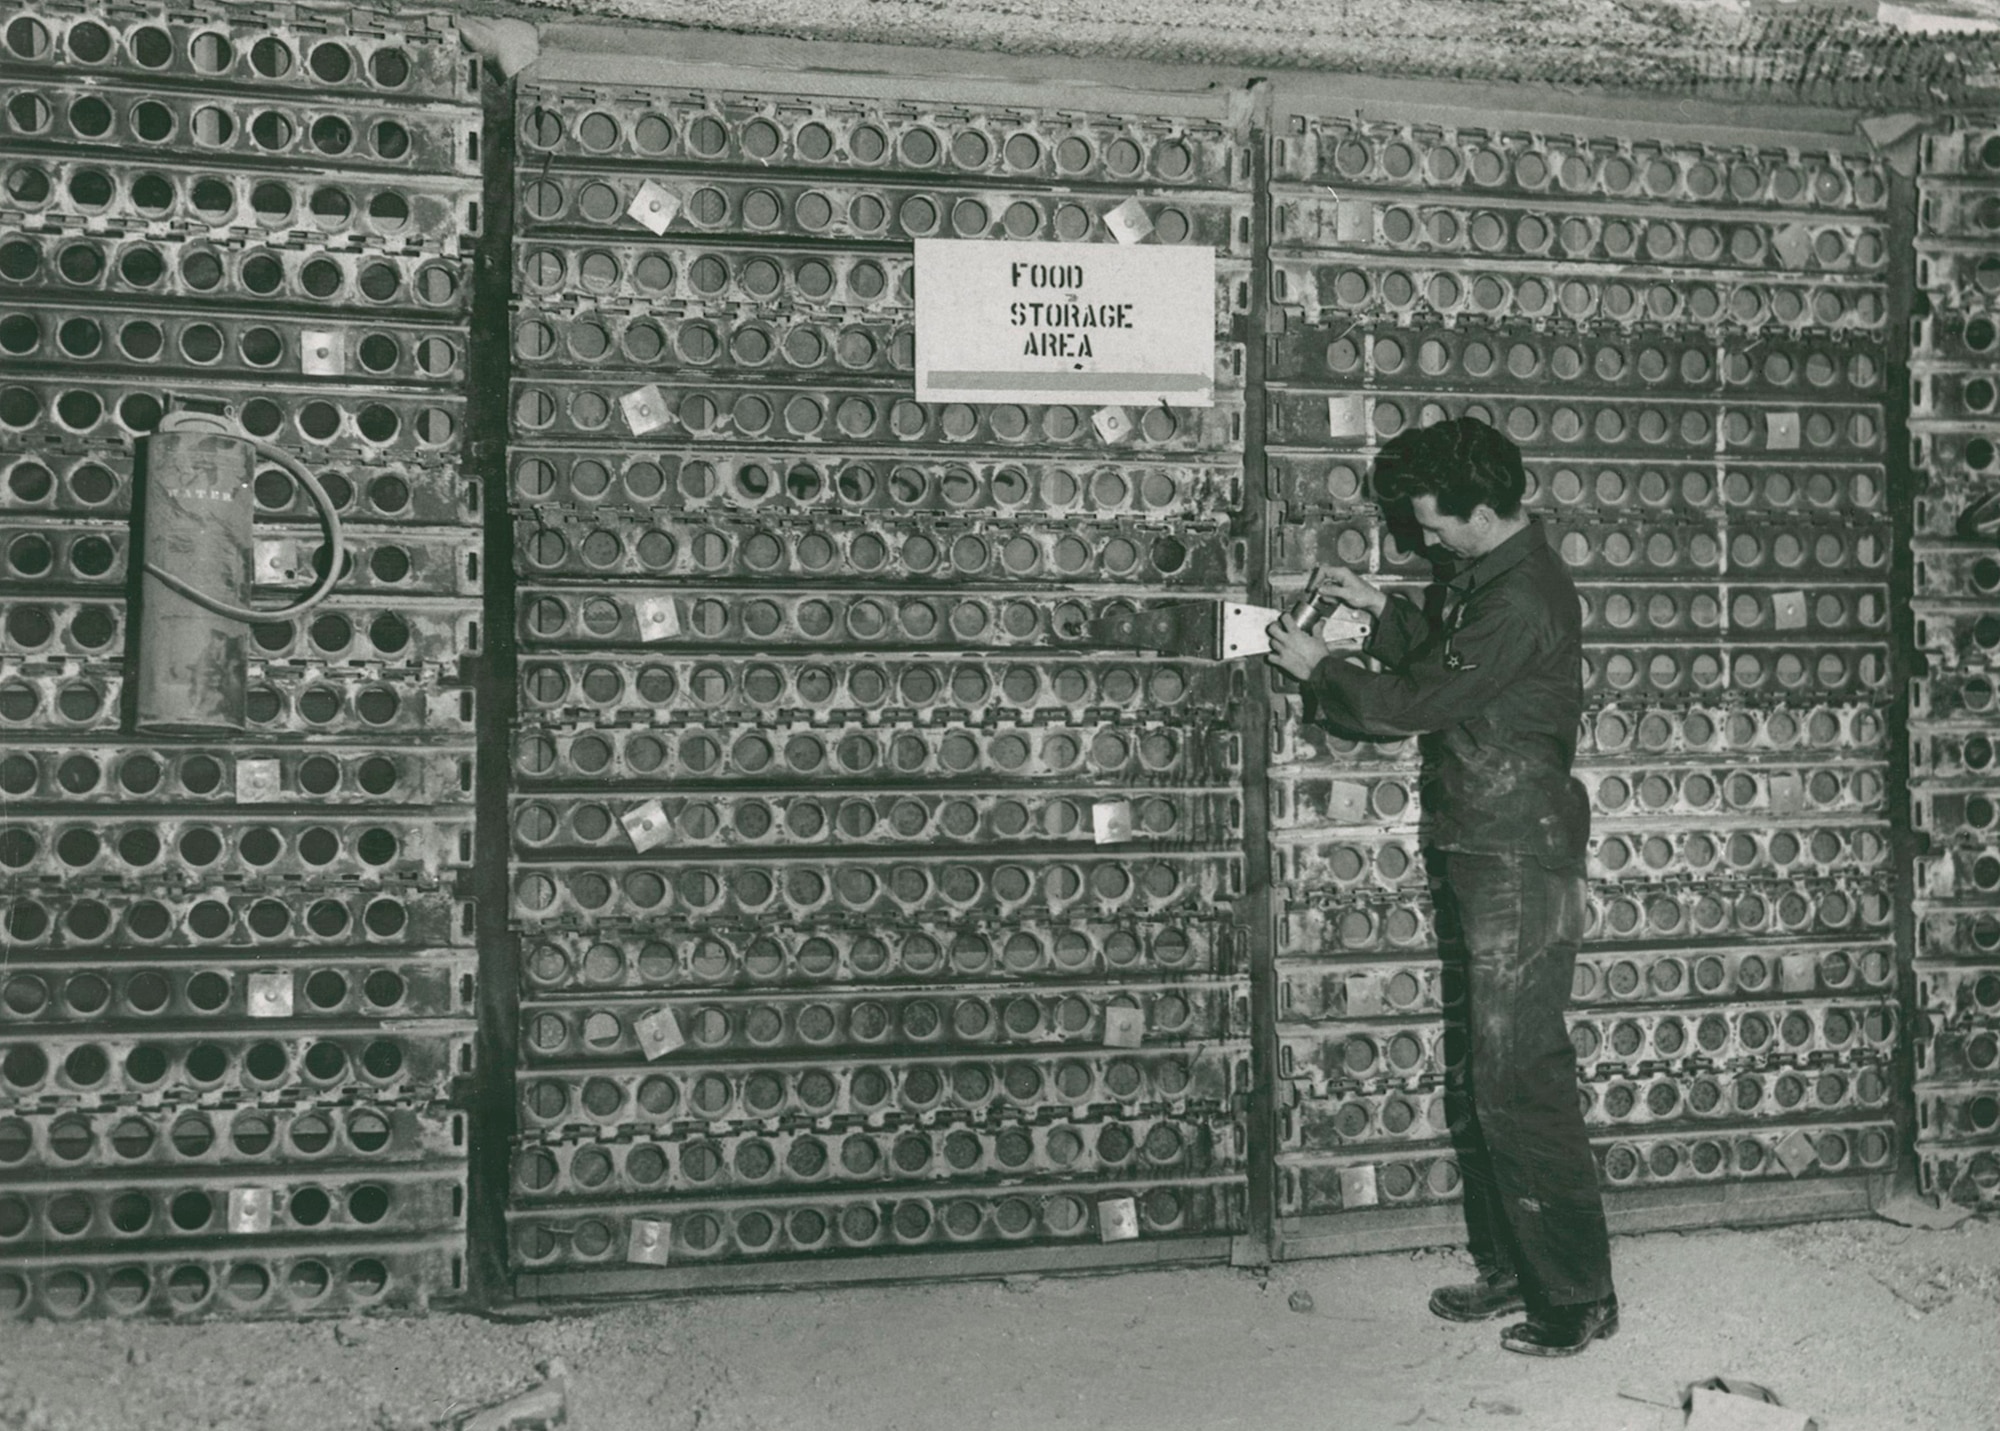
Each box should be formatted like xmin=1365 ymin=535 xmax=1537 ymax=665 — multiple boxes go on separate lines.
xmin=1427 ymin=1272 xmax=1525 ymax=1323
xmin=1500 ymin=1295 xmax=1619 ymax=1356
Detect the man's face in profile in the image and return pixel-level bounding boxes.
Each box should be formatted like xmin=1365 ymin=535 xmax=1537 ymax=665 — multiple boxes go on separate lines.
xmin=1378 ymin=494 xmax=1444 ymax=573
xmin=1410 ymin=494 xmax=1488 ymax=561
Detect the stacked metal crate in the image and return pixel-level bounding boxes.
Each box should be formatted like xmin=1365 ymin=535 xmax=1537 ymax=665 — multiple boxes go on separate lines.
xmin=1264 ymin=101 xmax=1900 ymax=1236
xmin=502 ymin=60 xmax=1254 ymax=1290
xmin=1911 ymin=121 xmax=2000 ymax=1210
xmin=0 ymin=1 xmax=481 ymax=1317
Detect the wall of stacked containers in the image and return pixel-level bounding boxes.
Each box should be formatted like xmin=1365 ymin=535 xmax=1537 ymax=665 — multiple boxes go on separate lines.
xmin=1261 ymin=91 xmax=1909 ymax=1249
xmin=1910 ymin=121 xmax=2000 ymax=1211
xmin=501 ymin=43 xmax=1262 ymax=1292
xmin=0 ymin=3 xmax=484 ymax=1318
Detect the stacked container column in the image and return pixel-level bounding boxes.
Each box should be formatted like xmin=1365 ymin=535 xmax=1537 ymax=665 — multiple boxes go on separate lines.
xmin=1910 ymin=121 xmax=2000 ymax=1210
xmin=0 ymin=1 xmax=482 ymax=1319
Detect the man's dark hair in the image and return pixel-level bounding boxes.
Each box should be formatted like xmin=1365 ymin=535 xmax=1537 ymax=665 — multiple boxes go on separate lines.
xmin=1373 ymin=417 xmax=1526 ymax=520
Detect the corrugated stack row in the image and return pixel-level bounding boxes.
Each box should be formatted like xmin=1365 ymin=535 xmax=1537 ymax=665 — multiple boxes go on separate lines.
xmin=0 ymin=1 xmax=481 ymax=1317
xmin=1911 ymin=120 xmax=2000 ymax=1210
xmin=503 ymin=71 xmax=1254 ymax=1285
xmin=1265 ymin=112 xmax=1899 ymax=1224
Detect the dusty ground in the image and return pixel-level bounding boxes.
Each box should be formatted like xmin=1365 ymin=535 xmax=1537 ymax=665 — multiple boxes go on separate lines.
xmin=1 ymin=1217 xmax=1995 ymax=1431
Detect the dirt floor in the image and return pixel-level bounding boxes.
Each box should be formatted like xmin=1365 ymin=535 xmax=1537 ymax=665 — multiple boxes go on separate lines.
xmin=1 ymin=1216 xmax=1996 ymax=1431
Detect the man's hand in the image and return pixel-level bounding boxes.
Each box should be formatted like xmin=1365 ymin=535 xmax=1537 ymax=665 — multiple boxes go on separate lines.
xmin=1313 ymin=565 xmax=1389 ymax=616
xmin=1266 ymin=611 xmax=1330 ymax=681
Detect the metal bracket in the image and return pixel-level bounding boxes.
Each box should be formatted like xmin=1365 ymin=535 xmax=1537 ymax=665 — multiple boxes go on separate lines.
xmin=1222 ymin=602 xmax=1285 ymax=660
xmin=1096 ymin=600 xmax=1282 ymax=660
xmin=1113 ymin=600 xmax=1372 ymax=661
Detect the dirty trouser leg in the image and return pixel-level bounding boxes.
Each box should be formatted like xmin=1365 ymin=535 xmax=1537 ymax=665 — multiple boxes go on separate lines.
xmin=1441 ymin=849 xmax=1613 ymax=1308
xmin=1431 ymin=854 xmax=1518 ymax=1284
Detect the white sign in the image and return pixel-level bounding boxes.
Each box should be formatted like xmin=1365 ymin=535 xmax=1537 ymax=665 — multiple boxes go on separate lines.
xmin=915 ymin=240 xmax=1215 ymax=407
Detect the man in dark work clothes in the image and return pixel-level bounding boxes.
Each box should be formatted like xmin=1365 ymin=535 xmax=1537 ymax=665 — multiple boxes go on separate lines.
xmin=1265 ymin=417 xmax=1618 ymax=1356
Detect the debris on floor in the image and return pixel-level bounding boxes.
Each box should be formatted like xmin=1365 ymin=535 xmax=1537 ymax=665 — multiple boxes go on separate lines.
xmin=1873 ymin=1192 xmax=1975 ymax=1232
xmin=1683 ymin=1385 xmax=1815 ymax=1431
xmin=1680 ymin=1376 xmax=1814 ymax=1431
xmin=458 ymin=1358 xmax=568 ymax=1431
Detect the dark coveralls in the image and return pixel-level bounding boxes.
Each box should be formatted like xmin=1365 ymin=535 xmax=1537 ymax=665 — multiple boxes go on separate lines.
xmin=1305 ymin=520 xmax=1615 ymax=1309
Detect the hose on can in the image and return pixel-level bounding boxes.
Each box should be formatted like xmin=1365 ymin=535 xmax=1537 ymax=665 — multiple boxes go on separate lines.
xmin=141 ymin=414 xmax=346 ymax=624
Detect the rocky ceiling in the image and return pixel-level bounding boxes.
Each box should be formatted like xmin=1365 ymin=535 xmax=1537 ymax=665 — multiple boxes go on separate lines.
xmin=493 ymin=0 xmax=2000 ymax=108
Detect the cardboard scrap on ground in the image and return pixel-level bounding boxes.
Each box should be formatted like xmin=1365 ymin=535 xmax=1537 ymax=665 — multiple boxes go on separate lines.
xmin=1685 ymin=1386 xmax=1815 ymax=1431
xmin=1680 ymin=1377 xmax=1817 ymax=1431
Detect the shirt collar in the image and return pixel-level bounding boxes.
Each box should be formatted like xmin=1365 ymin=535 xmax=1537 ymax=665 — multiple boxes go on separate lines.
xmin=1448 ymin=517 xmax=1543 ymax=591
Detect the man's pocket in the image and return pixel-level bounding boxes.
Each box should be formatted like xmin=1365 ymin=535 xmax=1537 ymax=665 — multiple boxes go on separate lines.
xmin=1530 ymin=778 xmax=1591 ymax=871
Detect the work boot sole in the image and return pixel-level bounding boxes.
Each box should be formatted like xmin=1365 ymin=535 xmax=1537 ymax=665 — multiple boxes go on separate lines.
xmin=1427 ymin=1287 xmax=1526 ymax=1323
xmin=1499 ymin=1309 xmax=1619 ymax=1357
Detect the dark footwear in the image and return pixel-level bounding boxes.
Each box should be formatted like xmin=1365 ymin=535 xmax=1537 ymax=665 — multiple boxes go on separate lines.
xmin=1500 ymin=1296 xmax=1619 ymax=1357
xmin=1428 ymin=1274 xmax=1525 ymax=1323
